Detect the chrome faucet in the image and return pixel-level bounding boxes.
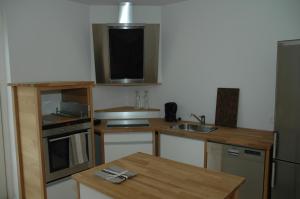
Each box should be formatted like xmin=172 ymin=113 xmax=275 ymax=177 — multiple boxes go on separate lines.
xmin=191 ymin=113 xmax=205 ymax=125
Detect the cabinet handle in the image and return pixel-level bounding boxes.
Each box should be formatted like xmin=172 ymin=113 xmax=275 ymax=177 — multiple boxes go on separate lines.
xmin=49 ymin=135 xmax=71 ymax=142
xmin=271 ymin=161 xmax=276 ymax=188
xmin=49 ymin=132 xmax=89 ymax=142
xmin=227 ymin=149 xmax=240 ymax=156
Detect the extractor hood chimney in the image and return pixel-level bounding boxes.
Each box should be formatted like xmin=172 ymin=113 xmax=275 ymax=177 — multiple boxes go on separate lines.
xmin=118 ymin=2 xmax=133 ymax=23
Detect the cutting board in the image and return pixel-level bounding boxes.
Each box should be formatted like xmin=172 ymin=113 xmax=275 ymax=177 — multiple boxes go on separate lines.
xmin=215 ymin=88 xmax=240 ymax=128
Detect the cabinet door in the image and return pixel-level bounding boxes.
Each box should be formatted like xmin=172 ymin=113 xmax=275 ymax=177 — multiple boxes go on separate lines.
xmin=160 ymin=134 xmax=205 ymax=167
xmin=80 ymin=184 xmax=113 ymax=199
xmin=104 ymin=132 xmax=153 ymax=163
xmin=207 ymin=142 xmax=223 ymax=171
xmin=47 ymin=179 xmax=77 ymax=199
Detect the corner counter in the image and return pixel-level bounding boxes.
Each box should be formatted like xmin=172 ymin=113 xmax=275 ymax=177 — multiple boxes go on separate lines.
xmin=95 ymin=118 xmax=273 ymax=150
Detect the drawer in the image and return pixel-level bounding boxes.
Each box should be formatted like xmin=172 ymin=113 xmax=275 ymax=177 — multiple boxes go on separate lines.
xmin=104 ymin=132 xmax=153 ymax=143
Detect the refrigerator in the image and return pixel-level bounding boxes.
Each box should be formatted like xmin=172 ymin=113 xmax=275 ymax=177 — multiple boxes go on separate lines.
xmin=272 ymin=40 xmax=300 ymax=199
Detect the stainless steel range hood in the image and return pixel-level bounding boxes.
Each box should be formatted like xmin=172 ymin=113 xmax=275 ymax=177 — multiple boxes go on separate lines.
xmin=92 ymin=1 xmax=160 ymax=85
xmin=118 ymin=2 xmax=133 ymax=24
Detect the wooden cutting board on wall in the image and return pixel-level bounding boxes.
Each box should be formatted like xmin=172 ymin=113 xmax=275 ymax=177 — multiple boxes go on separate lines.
xmin=215 ymin=88 xmax=240 ymax=128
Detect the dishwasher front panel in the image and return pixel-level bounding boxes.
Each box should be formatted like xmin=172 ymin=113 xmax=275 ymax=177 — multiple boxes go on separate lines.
xmin=222 ymin=144 xmax=265 ymax=199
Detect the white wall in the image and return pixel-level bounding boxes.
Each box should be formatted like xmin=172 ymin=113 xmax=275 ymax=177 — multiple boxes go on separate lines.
xmin=4 ymin=0 xmax=91 ymax=82
xmin=89 ymin=5 xmax=162 ymax=110
xmin=0 ymin=6 xmax=19 ymax=199
xmin=2 ymin=0 xmax=91 ymax=198
xmin=146 ymin=0 xmax=300 ymax=130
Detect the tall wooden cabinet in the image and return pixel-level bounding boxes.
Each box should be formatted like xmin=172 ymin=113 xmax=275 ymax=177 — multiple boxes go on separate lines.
xmin=10 ymin=82 xmax=94 ymax=199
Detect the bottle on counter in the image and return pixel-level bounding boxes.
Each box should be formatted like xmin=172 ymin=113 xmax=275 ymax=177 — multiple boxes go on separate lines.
xmin=135 ymin=91 xmax=141 ymax=109
xmin=143 ymin=90 xmax=149 ymax=109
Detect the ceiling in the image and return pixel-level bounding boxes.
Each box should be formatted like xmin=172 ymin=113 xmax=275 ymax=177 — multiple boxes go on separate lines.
xmin=69 ymin=0 xmax=188 ymax=5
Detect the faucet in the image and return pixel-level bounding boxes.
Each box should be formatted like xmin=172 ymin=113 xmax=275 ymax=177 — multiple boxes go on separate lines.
xmin=190 ymin=113 xmax=206 ymax=125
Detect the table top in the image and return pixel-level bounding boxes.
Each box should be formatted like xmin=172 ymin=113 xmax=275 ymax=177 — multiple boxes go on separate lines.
xmin=73 ymin=153 xmax=245 ymax=199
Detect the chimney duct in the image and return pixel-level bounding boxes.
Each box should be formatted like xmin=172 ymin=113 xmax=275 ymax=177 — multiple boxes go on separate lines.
xmin=118 ymin=2 xmax=133 ymax=24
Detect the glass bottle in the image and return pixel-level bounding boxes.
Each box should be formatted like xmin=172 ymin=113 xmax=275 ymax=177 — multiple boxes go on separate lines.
xmin=135 ymin=91 xmax=141 ymax=109
xmin=143 ymin=90 xmax=149 ymax=109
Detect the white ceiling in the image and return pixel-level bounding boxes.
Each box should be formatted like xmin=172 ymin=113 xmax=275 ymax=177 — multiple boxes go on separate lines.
xmin=69 ymin=0 xmax=187 ymax=5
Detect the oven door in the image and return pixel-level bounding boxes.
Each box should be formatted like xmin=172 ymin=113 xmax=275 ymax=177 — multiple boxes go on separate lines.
xmin=43 ymin=130 xmax=93 ymax=183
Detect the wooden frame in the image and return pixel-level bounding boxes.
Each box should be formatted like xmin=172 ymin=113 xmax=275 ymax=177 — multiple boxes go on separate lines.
xmin=263 ymin=149 xmax=271 ymax=199
xmin=10 ymin=82 xmax=94 ymax=199
xmin=12 ymin=87 xmax=46 ymax=199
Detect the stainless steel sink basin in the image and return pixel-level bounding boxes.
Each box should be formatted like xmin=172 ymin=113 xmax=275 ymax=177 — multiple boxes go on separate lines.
xmin=171 ymin=123 xmax=217 ymax=133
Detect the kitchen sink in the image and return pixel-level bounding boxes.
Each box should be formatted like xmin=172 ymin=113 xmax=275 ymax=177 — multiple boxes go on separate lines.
xmin=171 ymin=123 xmax=217 ymax=133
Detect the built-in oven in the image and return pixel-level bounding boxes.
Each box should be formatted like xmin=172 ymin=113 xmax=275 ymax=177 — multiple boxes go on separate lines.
xmin=42 ymin=119 xmax=93 ymax=183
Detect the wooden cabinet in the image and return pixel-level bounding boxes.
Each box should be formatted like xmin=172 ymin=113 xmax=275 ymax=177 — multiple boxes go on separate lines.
xmin=160 ymin=134 xmax=205 ymax=167
xmin=10 ymin=81 xmax=94 ymax=199
xmin=104 ymin=132 xmax=153 ymax=163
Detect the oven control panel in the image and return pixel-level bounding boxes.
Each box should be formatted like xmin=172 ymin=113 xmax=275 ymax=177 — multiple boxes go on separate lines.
xmin=43 ymin=122 xmax=91 ymax=138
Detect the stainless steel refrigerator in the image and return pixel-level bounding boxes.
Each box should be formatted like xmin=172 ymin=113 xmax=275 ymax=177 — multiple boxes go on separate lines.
xmin=272 ymin=40 xmax=300 ymax=199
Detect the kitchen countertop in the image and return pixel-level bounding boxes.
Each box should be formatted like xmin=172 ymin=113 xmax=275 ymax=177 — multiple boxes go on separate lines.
xmin=95 ymin=106 xmax=160 ymax=113
xmin=42 ymin=114 xmax=82 ymax=126
xmin=94 ymin=118 xmax=274 ymax=150
xmin=8 ymin=81 xmax=94 ymax=87
xmin=73 ymin=152 xmax=245 ymax=199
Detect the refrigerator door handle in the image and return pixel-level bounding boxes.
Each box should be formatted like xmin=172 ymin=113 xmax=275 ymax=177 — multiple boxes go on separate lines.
xmin=273 ymin=131 xmax=278 ymax=159
xmin=271 ymin=131 xmax=278 ymax=188
xmin=271 ymin=161 xmax=276 ymax=188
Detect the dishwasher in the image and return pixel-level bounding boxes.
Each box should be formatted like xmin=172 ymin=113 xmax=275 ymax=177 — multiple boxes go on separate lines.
xmin=207 ymin=142 xmax=265 ymax=199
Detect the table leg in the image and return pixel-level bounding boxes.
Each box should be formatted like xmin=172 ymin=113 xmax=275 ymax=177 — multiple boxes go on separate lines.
xmin=76 ymin=182 xmax=81 ymax=199
xmin=227 ymin=190 xmax=239 ymax=199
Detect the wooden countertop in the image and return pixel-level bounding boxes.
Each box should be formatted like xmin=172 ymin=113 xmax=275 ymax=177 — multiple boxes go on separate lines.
xmin=73 ymin=152 xmax=245 ymax=199
xmin=42 ymin=114 xmax=82 ymax=126
xmin=8 ymin=81 xmax=95 ymax=87
xmin=95 ymin=106 xmax=160 ymax=113
xmin=95 ymin=118 xmax=274 ymax=150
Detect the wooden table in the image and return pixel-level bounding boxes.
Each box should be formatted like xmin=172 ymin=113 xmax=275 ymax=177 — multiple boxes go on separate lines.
xmin=73 ymin=153 xmax=245 ymax=199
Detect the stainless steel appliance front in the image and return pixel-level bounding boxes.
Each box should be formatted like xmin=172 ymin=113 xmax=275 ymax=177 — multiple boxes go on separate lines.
xmin=272 ymin=39 xmax=300 ymax=199
xmin=92 ymin=24 xmax=160 ymax=84
xmin=43 ymin=122 xmax=93 ymax=183
xmin=207 ymin=142 xmax=265 ymax=199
